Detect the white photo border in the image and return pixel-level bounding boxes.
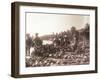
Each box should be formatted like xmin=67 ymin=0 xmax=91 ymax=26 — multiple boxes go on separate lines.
xmin=19 ymin=5 xmax=96 ymax=75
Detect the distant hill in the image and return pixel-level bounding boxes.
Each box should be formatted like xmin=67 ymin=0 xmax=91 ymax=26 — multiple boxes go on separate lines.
xmin=40 ymin=34 xmax=55 ymax=41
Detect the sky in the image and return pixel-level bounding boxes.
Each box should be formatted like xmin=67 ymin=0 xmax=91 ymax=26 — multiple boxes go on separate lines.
xmin=26 ymin=13 xmax=90 ymax=36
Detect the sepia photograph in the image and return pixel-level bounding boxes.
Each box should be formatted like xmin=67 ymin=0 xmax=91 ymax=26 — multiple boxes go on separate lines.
xmin=25 ymin=13 xmax=90 ymax=67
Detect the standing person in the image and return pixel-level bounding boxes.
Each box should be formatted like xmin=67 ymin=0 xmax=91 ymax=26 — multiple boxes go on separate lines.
xmin=33 ymin=33 xmax=43 ymax=56
xmin=34 ymin=33 xmax=43 ymax=47
xmin=26 ymin=34 xmax=33 ymax=56
xmin=70 ymin=26 xmax=79 ymax=51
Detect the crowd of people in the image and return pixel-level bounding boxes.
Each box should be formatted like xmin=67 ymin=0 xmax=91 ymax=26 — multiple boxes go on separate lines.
xmin=26 ymin=23 xmax=90 ymax=67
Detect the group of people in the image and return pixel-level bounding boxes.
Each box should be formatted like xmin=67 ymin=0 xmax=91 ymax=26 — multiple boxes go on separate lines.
xmin=53 ymin=26 xmax=79 ymax=52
